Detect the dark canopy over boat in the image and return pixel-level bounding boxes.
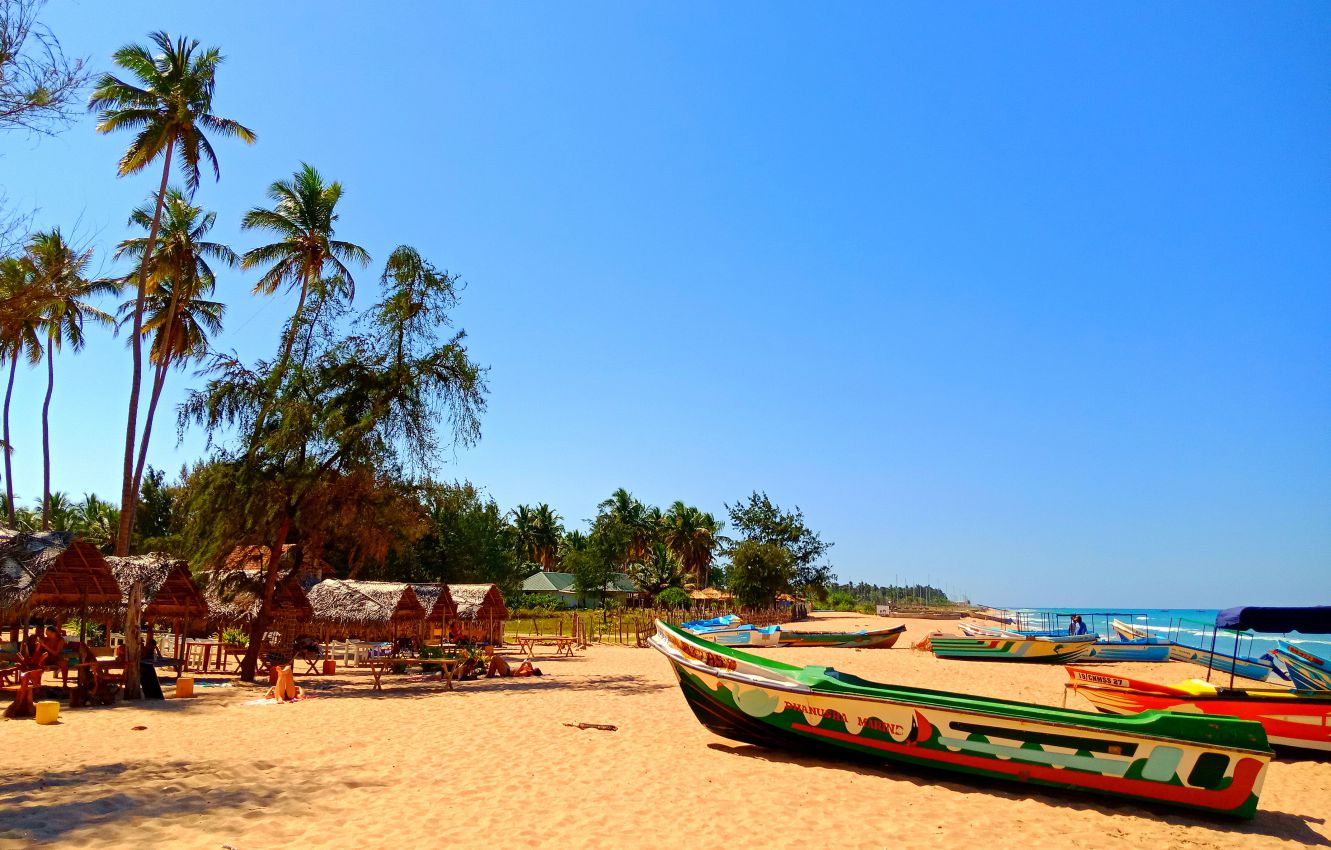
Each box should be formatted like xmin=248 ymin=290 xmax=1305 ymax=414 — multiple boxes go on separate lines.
xmin=1215 ymin=607 xmax=1331 ymax=634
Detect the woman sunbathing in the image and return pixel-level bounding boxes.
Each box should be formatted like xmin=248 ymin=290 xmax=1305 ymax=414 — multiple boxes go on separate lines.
xmin=485 ymin=655 xmax=542 ymax=678
xmin=265 ymin=665 xmax=304 ymax=703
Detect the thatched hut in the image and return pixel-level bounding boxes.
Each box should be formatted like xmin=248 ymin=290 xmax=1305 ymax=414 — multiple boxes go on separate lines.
xmin=203 ymin=568 xmax=314 ymax=627
xmin=107 ymin=554 xmax=209 ymax=665
xmin=410 ymin=583 xmax=457 ymax=644
xmin=223 ymin=544 xmax=331 ymax=586
xmin=447 ymin=583 xmax=509 ymax=644
xmin=0 ymin=529 xmax=122 ymax=640
xmin=306 ymin=579 xmax=426 ymax=641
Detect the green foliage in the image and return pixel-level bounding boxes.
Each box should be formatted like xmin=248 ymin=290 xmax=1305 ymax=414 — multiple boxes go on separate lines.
xmin=656 ymin=587 xmax=692 ymax=610
xmin=727 ymin=539 xmax=794 ymax=608
xmin=826 ymin=581 xmax=952 ymax=607
xmin=134 ymin=465 xmax=177 ymax=551
xmin=726 ymin=491 xmax=834 ymax=597
xmin=825 ymin=589 xmax=858 ymax=611
xmin=390 ymin=480 xmax=522 ymax=597
xmin=518 ymin=593 xmax=563 ymax=613
xmin=628 ymin=542 xmax=685 ymax=596
xmin=221 ymin=626 xmax=249 ymax=646
xmin=63 ymin=618 xmax=107 ymax=645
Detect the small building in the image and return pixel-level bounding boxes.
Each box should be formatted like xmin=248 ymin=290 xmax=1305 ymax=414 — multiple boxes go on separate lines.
xmin=0 ymin=530 xmax=123 ymax=640
xmin=412 ymin=583 xmax=458 ymax=644
xmin=447 ymin=583 xmax=509 ymax=644
xmin=521 ymin=570 xmax=641 ymax=608
xmin=107 ymin=553 xmax=210 ymax=663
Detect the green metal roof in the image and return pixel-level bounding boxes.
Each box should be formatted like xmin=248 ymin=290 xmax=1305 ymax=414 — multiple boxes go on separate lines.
xmin=521 ymin=570 xmax=639 ymax=594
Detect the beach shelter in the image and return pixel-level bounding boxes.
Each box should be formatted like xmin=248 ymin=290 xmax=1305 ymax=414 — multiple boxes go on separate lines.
xmin=107 ymin=554 xmax=209 ymax=667
xmin=410 ymin=583 xmax=457 ymax=644
xmin=306 ymin=579 xmax=427 ymax=642
xmin=447 ymin=583 xmax=509 ymax=644
xmin=0 ymin=530 xmax=122 ymax=641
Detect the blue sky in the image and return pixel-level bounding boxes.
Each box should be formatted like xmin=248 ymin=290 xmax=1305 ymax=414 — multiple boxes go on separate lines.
xmin=2 ymin=2 xmax=1328 ymax=607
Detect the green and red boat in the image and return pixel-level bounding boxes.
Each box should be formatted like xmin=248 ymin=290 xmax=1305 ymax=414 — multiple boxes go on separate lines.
xmin=651 ymin=620 xmax=1271 ymax=818
xmin=781 ymin=624 xmax=907 ymax=649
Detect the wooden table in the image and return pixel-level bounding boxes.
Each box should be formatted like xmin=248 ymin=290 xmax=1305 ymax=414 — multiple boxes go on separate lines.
xmin=511 ymin=634 xmax=578 ymax=658
xmin=363 ymin=656 xmax=464 ymax=692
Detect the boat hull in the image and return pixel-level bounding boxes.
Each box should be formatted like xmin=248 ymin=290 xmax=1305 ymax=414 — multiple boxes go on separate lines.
xmin=654 ymin=623 xmax=1269 ymax=818
xmin=1111 ymin=619 xmax=1274 ymax=681
xmin=1066 ymin=667 xmax=1331 ymax=754
xmin=781 ymin=625 xmax=906 ymax=649
xmin=930 ymin=635 xmax=1096 ymax=663
xmin=1084 ymin=642 xmax=1172 ymax=662
xmin=690 ymin=625 xmax=785 ymax=648
xmin=1273 ymin=642 xmax=1331 ymax=691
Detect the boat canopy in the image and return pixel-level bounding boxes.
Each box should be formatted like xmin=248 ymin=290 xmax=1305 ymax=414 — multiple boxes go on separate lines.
xmin=1215 ymin=606 xmax=1331 ymax=634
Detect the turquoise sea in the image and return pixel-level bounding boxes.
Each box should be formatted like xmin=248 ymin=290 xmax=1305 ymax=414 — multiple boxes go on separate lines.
xmin=1002 ymin=607 xmax=1331 ymax=658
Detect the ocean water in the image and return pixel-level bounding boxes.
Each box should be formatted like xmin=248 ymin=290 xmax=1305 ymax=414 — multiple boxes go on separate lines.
xmin=1002 ymin=607 xmax=1331 ymax=658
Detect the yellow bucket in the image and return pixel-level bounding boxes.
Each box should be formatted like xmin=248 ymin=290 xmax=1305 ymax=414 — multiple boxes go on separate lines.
xmin=34 ymin=700 xmax=60 ymax=725
xmin=175 ymin=675 xmax=195 ymax=698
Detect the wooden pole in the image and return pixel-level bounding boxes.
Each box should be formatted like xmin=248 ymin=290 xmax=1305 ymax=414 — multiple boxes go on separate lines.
xmin=123 ymin=579 xmax=144 ymax=700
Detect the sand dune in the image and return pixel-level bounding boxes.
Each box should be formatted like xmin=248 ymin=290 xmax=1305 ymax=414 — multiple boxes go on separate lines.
xmin=1 ymin=613 xmax=1326 ymax=849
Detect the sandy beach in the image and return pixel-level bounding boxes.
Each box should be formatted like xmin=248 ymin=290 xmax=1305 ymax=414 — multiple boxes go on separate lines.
xmin=2 ymin=612 xmax=1327 ymax=850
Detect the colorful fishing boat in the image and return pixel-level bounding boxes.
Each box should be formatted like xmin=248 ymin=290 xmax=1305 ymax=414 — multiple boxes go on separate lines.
xmin=651 ymin=620 xmax=1270 ymax=818
xmin=930 ymin=633 xmax=1097 ymax=663
xmin=780 ymin=624 xmax=907 ymax=649
xmin=1274 ymin=641 xmax=1331 ymax=691
xmin=1066 ymin=666 xmax=1331 ymax=754
xmin=686 ymin=623 xmax=786 ymax=648
xmin=1111 ymin=619 xmax=1274 ymax=682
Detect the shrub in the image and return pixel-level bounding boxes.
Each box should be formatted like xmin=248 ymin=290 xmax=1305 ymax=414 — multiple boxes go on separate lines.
xmin=222 ymin=626 xmax=249 ymax=647
xmin=656 ymin=587 xmax=692 ymax=610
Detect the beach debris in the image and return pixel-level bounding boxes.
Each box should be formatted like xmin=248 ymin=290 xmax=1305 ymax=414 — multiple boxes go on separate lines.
xmin=564 ymin=722 xmax=617 ymax=732
xmin=131 ymin=725 xmax=148 ymax=731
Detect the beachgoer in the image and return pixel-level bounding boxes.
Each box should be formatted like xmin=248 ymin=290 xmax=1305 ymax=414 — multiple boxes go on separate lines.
xmin=485 ymin=654 xmax=541 ymax=678
xmin=265 ymin=665 xmax=304 ymax=703
xmin=38 ymin=626 xmax=68 ymax=675
xmin=1068 ymin=615 xmax=1088 ymax=635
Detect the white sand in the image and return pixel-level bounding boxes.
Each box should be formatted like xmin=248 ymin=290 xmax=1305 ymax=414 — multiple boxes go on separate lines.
xmin=1 ymin=612 xmax=1326 ymax=849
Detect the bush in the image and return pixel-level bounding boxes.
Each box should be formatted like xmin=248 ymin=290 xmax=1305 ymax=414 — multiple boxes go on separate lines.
xmin=63 ymin=619 xmax=107 ymax=645
xmin=222 ymin=626 xmax=249 ymax=646
xmin=656 ymin=587 xmax=692 ymax=610
xmin=520 ymin=593 xmax=563 ymax=612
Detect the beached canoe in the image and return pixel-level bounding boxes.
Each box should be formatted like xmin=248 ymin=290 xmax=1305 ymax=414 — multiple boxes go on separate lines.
xmin=651 ymin=621 xmax=1271 ymax=818
xmin=687 ymin=624 xmax=786 ymax=648
xmin=780 ymin=625 xmax=906 ymax=649
xmin=1066 ymin=666 xmax=1331 ymax=754
xmin=1273 ymin=642 xmax=1331 ymax=691
xmin=1111 ymin=619 xmax=1274 ymax=682
xmin=930 ymin=633 xmax=1096 ymax=663
xmin=682 ymin=614 xmax=743 ymax=631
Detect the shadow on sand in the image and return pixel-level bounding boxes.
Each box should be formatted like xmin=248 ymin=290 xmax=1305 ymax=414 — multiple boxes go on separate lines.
xmin=707 ymin=742 xmax=1329 ymax=845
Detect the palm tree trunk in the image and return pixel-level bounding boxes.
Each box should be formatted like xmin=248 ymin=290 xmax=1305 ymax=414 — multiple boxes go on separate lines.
xmin=127 ymin=354 xmax=171 ymax=535
xmin=40 ymin=331 xmax=54 ymax=531
xmin=115 ymin=139 xmax=174 ymax=556
xmin=246 ymin=265 xmax=311 ymax=460
xmin=3 ymin=352 xmax=16 ymax=525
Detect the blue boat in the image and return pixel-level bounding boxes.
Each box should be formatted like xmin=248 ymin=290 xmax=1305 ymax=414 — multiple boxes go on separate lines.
xmin=682 ymin=614 xmax=742 ymax=631
xmin=1082 ymin=640 xmax=1171 ymax=662
xmin=684 ymin=623 xmax=786 ymax=648
xmin=1273 ymin=640 xmax=1331 ymax=691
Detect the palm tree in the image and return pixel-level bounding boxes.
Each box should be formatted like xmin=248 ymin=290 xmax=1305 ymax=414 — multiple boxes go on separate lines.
xmin=71 ymin=493 xmax=120 ymax=552
xmin=240 ymin=163 xmax=369 ymax=391
xmin=531 ymin=503 xmax=563 ymax=570
xmin=26 ymin=229 xmax=116 ymax=529
xmin=113 ymin=188 xmax=233 ymax=539
xmin=597 ymin=487 xmax=652 ymax=565
xmin=0 ymin=256 xmax=43 ymax=525
xmin=662 ymin=501 xmax=723 ymax=588
xmin=89 ymin=30 xmax=255 ymax=555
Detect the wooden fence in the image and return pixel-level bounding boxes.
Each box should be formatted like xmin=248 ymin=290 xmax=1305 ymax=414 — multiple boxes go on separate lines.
xmin=505 ymin=604 xmax=808 ymax=648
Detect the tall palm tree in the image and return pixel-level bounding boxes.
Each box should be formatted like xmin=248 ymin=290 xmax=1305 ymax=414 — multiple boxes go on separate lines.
xmin=597 ymin=488 xmax=652 ymax=565
xmin=663 ymin=501 xmax=723 ymax=588
xmin=27 ymin=229 xmax=116 ymax=529
xmin=113 ymin=188 xmax=233 ymax=538
xmin=241 ymin=163 xmax=369 ymax=392
xmin=531 ymin=503 xmax=563 ymax=570
xmin=89 ymin=30 xmax=255 ymax=555
xmin=0 ymin=256 xmax=43 ymax=525
xmin=71 ymin=493 xmax=120 ymax=553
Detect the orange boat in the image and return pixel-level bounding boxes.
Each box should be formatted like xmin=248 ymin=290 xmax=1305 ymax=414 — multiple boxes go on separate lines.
xmin=1065 ymin=666 xmax=1331 ymax=754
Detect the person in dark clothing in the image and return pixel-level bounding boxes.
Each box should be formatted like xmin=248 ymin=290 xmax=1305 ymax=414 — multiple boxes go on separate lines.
xmin=1068 ymin=614 xmax=1088 ymax=635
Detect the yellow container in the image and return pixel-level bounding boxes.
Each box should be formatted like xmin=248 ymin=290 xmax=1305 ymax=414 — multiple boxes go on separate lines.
xmin=34 ymin=700 xmax=60 ymax=725
xmin=175 ymin=675 xmax=195 ymax=698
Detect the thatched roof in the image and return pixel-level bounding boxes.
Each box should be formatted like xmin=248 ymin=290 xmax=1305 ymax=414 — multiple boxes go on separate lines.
xmin=224 ymin=544 xmax=331 ymax=584
xmin=447 ymin=583 xmax=509 ymax=621
xmin=410 ymin=583 xmax=457 ymax=621
xmin=307 ymin=580 xmax=425 ymax=626
xmin=0 ymin=529 xmax=122 ymax=619
xmin=106 ymin=554 xmax=208 ymax=621
xmin=203 ymin=567 xmax=314 ymax=624
xmin=690 ymin=587 xmax=734 ymax=601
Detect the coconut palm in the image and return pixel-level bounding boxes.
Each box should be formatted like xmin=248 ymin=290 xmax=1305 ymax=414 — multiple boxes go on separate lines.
xmin=27 ymin=229 xmax=116 ymax=529
xmin=241 ymin=163 xmax=369 ymax=388
xmin=113 ymin=188 xmax=233 ymax=537
xmin=0 ymin=255 xmax=43 ymax=525
xmin=597 ymin=487 xmax=653 ymax=565
xmin=89 ymin=30 xmax=255 ymax=555
xmin=71 ymin=493 xmax=120 ymax=552
xmin=662 ymin=501 xmax=723 ymax=588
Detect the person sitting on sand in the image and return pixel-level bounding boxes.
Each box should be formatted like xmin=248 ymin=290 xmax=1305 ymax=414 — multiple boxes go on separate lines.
xmin=485 ymin=654 xmax=542 ymax=678
xmin=265 ymin=665 xmax=304 ymax=703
